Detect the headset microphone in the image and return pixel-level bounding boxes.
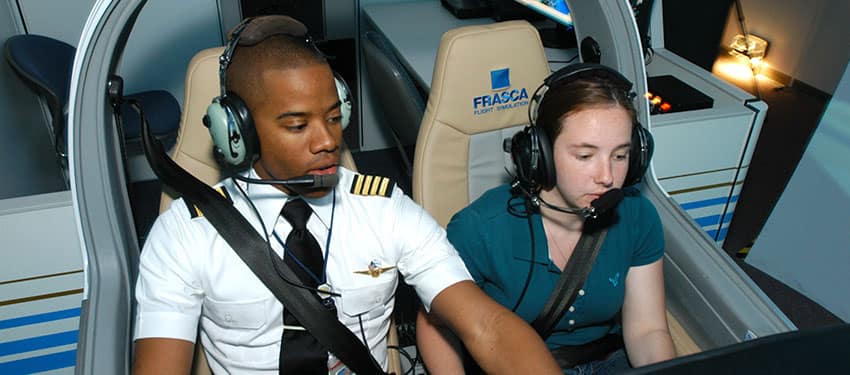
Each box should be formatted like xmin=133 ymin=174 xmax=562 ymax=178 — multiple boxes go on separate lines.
xmin=533 ymin=188 xmax=624 ymax=220
xmin=232 ymin=173 xmax=340 ymax=189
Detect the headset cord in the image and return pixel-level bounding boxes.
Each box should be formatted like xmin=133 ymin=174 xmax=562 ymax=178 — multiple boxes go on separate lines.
xmin=232 ymin=178 xmax=341 ymax=298
xmin=508 ymin=195 xmax=536 ymax=313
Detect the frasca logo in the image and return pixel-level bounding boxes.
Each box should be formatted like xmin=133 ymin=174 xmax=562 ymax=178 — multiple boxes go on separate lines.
xmin=473 ymin=68 xmax=530 ymax=115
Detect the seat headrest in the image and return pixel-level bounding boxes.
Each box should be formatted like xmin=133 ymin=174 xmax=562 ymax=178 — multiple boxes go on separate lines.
xmin=413 ymin=20 xmax=551 ymax=226
xmin=428 ymin=20 xmax=550 ymax=135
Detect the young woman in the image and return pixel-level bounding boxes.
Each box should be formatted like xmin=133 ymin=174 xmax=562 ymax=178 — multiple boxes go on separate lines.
xmin=417 ymin=64 xmax=676 ymax=374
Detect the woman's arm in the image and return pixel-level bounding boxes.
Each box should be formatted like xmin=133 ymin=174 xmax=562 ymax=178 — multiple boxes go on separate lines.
xmin=621 ymin=259 xmax=676 ymax=367
xmin=416 ymin=307 xmax=466 ymax=374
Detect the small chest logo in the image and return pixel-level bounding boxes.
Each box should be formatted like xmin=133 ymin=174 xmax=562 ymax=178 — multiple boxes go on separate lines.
xmin=609 ymin=272 xmax=620 ymax=287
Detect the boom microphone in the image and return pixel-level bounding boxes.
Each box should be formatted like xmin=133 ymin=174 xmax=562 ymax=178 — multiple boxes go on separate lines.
xmin=535 ymin=188 xmax=624 ymax=220
xmin=232 ymin=173 xmax=340 ymax=189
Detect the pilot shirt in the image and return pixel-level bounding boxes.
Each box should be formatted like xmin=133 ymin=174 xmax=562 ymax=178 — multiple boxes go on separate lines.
xmin=447 ymin=184 xmax=664 ymax=349
xmin=134 ymin=166 xmax=472 ymax=374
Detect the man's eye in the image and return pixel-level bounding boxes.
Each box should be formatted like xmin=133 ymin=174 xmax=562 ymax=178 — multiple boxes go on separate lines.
xmin=288 ymin=124 xmax=307 ymax=131
xmin=328 ymin=115 xmax=343 ymax=124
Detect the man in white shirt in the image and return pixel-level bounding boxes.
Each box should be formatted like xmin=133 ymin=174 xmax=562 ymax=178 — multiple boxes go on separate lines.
xmin=132 ymin=15 xmax=559 ymax=374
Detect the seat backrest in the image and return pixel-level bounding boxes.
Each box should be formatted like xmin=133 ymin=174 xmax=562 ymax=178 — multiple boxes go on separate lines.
xmin=361 ymin=31 xmax=426 ymax=146
xmin=158 ymin=47 xmax=358 ymax=212
xmin=4 ymin=34 xmax=75 ymax=156
xmin=3 ymin=34 xmax=74 ymax=112
xmin=412 ymin=20 xmax=550 ymax=226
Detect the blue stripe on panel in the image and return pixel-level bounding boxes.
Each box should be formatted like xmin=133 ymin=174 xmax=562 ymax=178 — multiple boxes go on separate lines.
xmin=693 ymin=212 xmax=735 ymax=227
xmin=705 ymin=227 xmax=730 ymax=241
xmin=694 ymin=214 xmax=722 ymax=227
xmin=0 ymin=308 xmax=81 ymax=329
xmin=0 ymin=330 xmax=78 ymax=356
xmin=716 ymin=227 xmax=729 ymax=242
xmin=680 ymin=194 xmax=739 ymax=210
xmin=0 ymin=349 xmax=76 ymax=374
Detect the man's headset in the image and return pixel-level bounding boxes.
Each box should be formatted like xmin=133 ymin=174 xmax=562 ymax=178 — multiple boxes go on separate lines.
xmin=204 ymin=15 xmax=353 ymax=171
xmin=507 ymin=63 xmax=654 ymax=193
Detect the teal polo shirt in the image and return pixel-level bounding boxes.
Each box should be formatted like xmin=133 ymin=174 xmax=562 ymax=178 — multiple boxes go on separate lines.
xmin=447 ymin=184 xmax=664 ymax=348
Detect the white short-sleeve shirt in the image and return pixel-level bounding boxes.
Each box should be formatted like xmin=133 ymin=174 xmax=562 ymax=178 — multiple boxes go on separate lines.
xmin=134 ymin=167 xmax=472 ymax=374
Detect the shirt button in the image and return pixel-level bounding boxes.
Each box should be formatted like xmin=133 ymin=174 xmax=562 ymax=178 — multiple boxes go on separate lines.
xmin=568 ymin=319 xmax=575 ymax=325
xmin=569 ymin=306 xmax=575 ymax=312
xmin=578 ymin=289 xmax=585 ymax=296
xmin=224 ymin=313 xmax=233 ymax=322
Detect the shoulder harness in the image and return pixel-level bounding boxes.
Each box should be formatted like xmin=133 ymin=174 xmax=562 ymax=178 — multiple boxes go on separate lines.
xmin=185 ymin=186 xmax=232 ymax=218
xmin=350 ymin=174 xmax=395 ymax=198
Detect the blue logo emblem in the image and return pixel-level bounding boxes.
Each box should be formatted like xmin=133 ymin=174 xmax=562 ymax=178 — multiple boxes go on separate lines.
xmin=490 ymin=68 xmax=510 ymax=90
xmin=609 ymin=272 xmax=620 ymax=287
xmin=472 ymin=68 xmax=529 ymax=116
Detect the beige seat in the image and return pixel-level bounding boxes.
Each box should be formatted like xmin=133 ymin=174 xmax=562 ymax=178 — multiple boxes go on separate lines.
xmin=412 ymin=20 xmax=699 ymax=357
xmin=158 ymin=46 xmax=401 ymax=374
xmin=412 ymin=20 xmax=551 ymax=227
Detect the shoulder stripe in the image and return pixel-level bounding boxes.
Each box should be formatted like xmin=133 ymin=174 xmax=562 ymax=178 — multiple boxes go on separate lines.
xmin=185 ymin=186 xmax=232 ymax=218
xmin=350 ymin=174 xmax=394 ymax=198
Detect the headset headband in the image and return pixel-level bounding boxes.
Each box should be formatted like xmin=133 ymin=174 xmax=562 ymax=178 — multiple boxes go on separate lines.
xmin=218 ymin=16 xmax=313 ymax=97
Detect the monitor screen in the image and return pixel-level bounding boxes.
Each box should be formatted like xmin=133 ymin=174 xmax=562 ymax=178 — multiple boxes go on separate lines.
xmin=513 ymin=0 xmax=576 ymax=48
xmin=514 ymin=0 xmax=574 ymax=28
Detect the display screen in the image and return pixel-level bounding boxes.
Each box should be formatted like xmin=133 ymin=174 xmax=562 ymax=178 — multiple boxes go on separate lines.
xmin=514 ymin=0 xmax=574 ymax=28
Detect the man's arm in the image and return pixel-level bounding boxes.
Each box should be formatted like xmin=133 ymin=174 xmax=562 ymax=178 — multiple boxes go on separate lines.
xmin=132 ymin=338 xmax=194 ymax=374
xmin=429 ymin=280 xmax=560 ymax=375
xmin=416 ymin=307 xmax=466 ymax=374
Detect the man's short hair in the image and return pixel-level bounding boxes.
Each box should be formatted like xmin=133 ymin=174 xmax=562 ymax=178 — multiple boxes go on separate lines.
xmin=225 ymin=34 xmax=328 ymax=110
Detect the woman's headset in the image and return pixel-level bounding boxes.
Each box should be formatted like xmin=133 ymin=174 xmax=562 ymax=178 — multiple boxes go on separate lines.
xmin=204 ymin=15 xmax=353 ymax=171
xmin=508 ymin=63 xmax=654 ymax=192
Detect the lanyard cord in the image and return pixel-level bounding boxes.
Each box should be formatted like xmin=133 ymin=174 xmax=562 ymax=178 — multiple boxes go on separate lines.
xmin=272 ymin=190 xmax=336 ymax=285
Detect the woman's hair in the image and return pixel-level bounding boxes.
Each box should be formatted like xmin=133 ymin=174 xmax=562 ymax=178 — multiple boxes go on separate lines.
xmin=535 ymin=74 xmax=638 ymax=143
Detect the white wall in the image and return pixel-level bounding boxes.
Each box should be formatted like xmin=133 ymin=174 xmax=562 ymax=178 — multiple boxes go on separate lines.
xmin=746 ymin=60 xmax=850 ymax=322
xmin=721 ymin=0 xmax=850 ymax=95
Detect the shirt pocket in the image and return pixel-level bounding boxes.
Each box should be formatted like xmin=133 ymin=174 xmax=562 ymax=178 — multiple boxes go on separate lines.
xmin=203 ymin=297 xmax=269 ymax=331
xmin=336 ymin=278 xmax=395 ymax=321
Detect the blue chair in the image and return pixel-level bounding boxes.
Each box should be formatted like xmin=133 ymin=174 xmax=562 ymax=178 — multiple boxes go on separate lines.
xmin=4 ymin=34 xmax=180 ymax=167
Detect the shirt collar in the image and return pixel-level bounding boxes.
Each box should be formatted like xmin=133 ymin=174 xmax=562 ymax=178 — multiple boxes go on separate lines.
xmin=228 ymin=168 xmax=336 ymax=231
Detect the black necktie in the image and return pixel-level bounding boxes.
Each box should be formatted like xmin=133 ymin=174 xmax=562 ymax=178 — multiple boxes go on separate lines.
xmin=279 ymin=199 xmax=328 ymax=374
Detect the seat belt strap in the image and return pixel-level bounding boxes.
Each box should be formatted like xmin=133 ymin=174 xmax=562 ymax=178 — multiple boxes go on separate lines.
xmin=531 ymin=226 xmax=608 ymax=339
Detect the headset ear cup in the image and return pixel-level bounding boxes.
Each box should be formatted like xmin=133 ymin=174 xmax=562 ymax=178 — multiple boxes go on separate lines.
xmin=534 ymin=128 xmax=556 ymax=190
xmin=334 ymin=74 xmax=352 ymax=129
xmin=509 ymin=128 xmax=535 ymax=186
xmin=206 ymin=93 xmax=257 ymax=171
xmin=206 ymin=98 xmax=234 ymax=166
xmin=626 ymin=124 xmax=653 ymax=186
xmin=226 ymin=93 xmax=257 ymax=164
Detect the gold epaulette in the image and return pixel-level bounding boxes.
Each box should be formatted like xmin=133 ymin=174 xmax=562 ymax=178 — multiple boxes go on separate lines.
xmin=185 ymin=186 xmax=232 ymax=219
xmin=350 ymin=174 xmax=394 ymax=198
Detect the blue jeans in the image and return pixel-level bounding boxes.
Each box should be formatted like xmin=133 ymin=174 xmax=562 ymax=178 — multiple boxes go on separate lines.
xmin=563 ymin=349 xmax=630 ymax=375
